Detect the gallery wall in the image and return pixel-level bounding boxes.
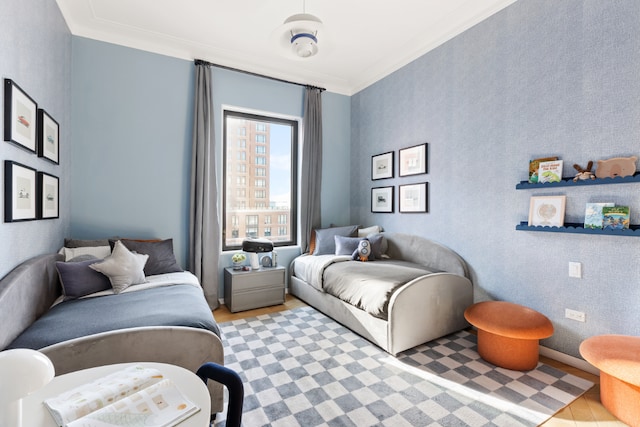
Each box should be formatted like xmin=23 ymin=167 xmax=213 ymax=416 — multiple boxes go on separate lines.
xmin=0 ymin=1 xmax=71 ymax=277
xmin=350 ymin=0 xmax=640 ymax=358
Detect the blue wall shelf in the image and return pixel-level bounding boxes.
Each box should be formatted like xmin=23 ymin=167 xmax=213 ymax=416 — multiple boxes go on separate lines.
xmin=516 ymin=172 xmax=640 ymax=189
xmin=516 ymin=222 xmax=640 ymax=236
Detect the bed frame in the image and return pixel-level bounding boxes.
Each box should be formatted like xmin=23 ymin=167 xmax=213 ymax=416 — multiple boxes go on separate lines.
xmin=290 ymin=233 xmax=474 ymax=355
xmin=0 ymin=253 xmax=225 ymax=415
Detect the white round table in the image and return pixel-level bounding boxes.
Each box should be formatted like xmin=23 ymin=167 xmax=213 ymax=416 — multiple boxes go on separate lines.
xmin=22 ymin=362 xmax=211 ymax=426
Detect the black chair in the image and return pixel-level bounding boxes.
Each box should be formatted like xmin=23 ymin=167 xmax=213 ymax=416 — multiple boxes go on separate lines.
xmin=196 ymin=362 xmax=244 ymax=427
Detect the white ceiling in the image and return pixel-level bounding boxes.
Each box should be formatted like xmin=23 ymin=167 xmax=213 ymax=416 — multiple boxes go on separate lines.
xmin=55 ymin=0 xmax=517 ymax=95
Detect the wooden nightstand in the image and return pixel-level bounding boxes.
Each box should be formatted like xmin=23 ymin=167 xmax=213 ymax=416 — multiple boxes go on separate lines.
xmin=223 ymin=266 xmax=285 ymax=313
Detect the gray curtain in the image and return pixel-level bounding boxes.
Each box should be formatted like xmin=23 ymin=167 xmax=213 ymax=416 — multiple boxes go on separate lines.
xmin=189 ymin=62 xmax=220 ymax=309
xmin=300 ymin=87 xmax=323 ymax=253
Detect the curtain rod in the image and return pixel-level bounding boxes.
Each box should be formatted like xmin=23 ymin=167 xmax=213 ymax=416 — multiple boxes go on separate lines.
xmin=194 ymin=59 xmax=326 ymax=92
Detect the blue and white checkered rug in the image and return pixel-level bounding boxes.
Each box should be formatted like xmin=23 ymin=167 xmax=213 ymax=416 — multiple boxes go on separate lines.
xmin=215 ymin=306 xmax=593 ymax=426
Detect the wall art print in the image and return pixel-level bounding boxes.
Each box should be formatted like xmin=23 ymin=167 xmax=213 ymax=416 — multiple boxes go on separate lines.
xmin=528 ymin=195 xmax=566 ymax=227
xmin=38 ymin=109 xmax=59 ymax=164
xmin=371 ymin=151 xmax=394 ymax=180
xmin=399 ymin=143 xmax=428 ymax=177
xmin=371 ymin=186 xmax=394 ymax=213
xmin=4 ymin=79 xmax=37 ymax=153
xmin=38 ymin=171 xmax=59 ymax=219
xmin=399 ymin=182 xmax=428 ymax=213
xmin=4 ymin=160 xmax=37 ymax=222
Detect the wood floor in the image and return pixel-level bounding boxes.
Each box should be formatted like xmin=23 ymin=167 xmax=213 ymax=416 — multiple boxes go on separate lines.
xmin=213 ymin=295 xmax=627 ymax=427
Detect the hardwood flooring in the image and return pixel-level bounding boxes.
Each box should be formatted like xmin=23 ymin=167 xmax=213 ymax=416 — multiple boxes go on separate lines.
xmin=213 ymin=295 xmax=627 ymax=426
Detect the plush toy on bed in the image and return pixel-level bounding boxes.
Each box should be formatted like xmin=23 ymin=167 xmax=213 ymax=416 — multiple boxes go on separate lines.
xmin=352 ymin=239 xmax=371 ymax=262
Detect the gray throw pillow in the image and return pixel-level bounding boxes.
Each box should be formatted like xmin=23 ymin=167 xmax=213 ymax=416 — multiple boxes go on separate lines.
xmin=335 ymin=235 xmax=365 ymax=256
xmin=110 ymin=238 xmax=183 ymax=276
xmin=56 ymin=259 xmax=112 ymax=300
xmin=313 ymin=225 xmax=358 ymax=255
xmin=89 ymin=240 xmax=148 ymax=293
xmin=64 ymin=238 xmax=113 ymax=248
xmin=368 ymin=234 xmax=386 ymax=259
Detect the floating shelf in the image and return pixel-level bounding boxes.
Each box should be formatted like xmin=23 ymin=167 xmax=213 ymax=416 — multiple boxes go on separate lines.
xmin=516 ymin=222 xmax=640 ymax=236
xmin=516 ymin=173 xmax=640 ymax=189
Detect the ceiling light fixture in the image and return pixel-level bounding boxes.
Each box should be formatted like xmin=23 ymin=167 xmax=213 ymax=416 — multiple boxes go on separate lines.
xmin=279 ymin=0 xmax=323 ymax=58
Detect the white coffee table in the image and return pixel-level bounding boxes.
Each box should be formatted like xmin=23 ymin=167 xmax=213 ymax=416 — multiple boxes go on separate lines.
xmin=23 ymin=362 xmax=211 ymax=426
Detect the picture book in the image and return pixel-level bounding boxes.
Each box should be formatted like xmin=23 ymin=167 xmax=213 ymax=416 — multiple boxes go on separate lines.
xmin=44 ymin=365 xmax=199 ymax=427
xmin=584 ymin=202 xmax=614 ymax=229
xmin=528 ymin=156 xmax=558 ymax=183
xmin=537 ymin=159 xmax=564 ymax=183
xmin=602 ymin=206 xmax=630 ymax=230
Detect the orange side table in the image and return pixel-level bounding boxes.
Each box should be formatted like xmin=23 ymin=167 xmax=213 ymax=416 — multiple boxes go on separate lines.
xmin=464 ymin=301 xmax=554 ymax=370
xmin=580 ymin=334 xmax=640 ymax=427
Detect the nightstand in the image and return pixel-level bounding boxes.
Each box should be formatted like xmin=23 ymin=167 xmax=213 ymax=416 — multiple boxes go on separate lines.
xmin=223 ymin=266 xmax=285 ymax=313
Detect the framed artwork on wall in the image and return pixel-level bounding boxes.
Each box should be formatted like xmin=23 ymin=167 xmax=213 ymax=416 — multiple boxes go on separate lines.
xmin=371 ymin=151 xmax=394 ymax=180
xmin=3 ymin=79 xmax=37 ymax=153
xmin=37 ymin=109 xmax=59 ymax=164
xmin=4 ymin=160 xmax=37 ymax=222
xmin=399 ymin=182 xmax=428 ymax=213
xmin=37 ymin=172 xmax=59 ymax=219
xmin=528 ymin=195 xmax=566 ymax=227
xmin=399 ymin=143 xmax=428 ymax=177
xmin=371 ymin=186 xmax=394 ymax=213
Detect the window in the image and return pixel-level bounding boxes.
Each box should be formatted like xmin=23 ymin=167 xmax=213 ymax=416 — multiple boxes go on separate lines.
xmin=223 ymin=110 xmax=298 ymax=250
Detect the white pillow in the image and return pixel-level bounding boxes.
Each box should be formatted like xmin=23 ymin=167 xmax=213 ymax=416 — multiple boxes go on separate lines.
xmin=358 ymin=225 xmax=382 ymax=237
xmin=62 ymin=246 xmax=112 ymax=262
xmin=89 ymin=240 xmax=148 ymax=293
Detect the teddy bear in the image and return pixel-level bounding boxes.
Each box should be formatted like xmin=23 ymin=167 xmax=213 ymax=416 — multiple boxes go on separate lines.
xmin=573 ymin=161 xmax=596 ymax=182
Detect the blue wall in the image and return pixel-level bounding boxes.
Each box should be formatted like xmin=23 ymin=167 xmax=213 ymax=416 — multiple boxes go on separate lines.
xmin=351 ymin=0 xmax=640 ymax=358
xmin=0 ymin=1 xmax=71 ymax=277
xmin=70 ymin=38 xmax=351 ymax=292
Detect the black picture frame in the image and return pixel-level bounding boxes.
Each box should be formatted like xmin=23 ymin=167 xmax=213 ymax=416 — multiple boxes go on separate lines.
xmin=371 ymin=186 xmax=394 ymax=213
xmin=371 ymin=151 xmax=394 ymax=180
xmin=399 ymin=182 xmax=428 ymax=213
xmin=37 ymin=109 xmax=59 ymax=164
xmin=4 ymin=79 xmax=37 ymax=153
xmin=399 ymin=143 xmax=428 ymax=177
xmin=4 ymin=160 xmax=37 ymax=222
xmin=37 ymin=171 xmax=59 ymax=219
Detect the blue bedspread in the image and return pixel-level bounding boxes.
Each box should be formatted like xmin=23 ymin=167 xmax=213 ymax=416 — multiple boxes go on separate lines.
xmin=8 ymin=284 xmax=220 ymax=350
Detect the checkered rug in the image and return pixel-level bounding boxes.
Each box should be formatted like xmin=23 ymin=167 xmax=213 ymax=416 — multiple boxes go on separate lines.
xmin=214 ymin=306 xmax=593 ymax=426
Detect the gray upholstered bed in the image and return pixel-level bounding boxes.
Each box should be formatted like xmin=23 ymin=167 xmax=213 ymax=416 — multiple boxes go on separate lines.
xmin=290 ymin=232 xmax=473 ymax=355
xmin=0 ymin=252 xmax=225 ymax=415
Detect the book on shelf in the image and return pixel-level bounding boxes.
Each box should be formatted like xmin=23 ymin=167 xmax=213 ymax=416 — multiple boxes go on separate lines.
xmin=528 ymin=156 xmax=558 ymax=183
xmin=584 ymin=202 xmax=615 ymax=229
xmin=602 ymin=206 xmax=630 ymax=230
xmin=537 ymin=159 xmax=564 ymax=183
xmin=44 ymin=365 xmax=200 ymax=427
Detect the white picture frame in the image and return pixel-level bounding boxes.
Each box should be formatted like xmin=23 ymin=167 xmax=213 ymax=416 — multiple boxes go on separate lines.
xmin=371 ymin=186 xmax=394 ymax=213
xmin=399 ymin=143 xmax=428 ymax=177
xmin=371 ymin=151 xmax=394 ymax=180
xmin=38 ymin=172 xmax=59 ymax=219
xmin=399 ymin=182 xmax=428 ymax=213
xmin=4 ymin=79 xmax=37 ymax=153
xmin=528 ymin=196 xmax=566 ymax=227
xmin=4 ymin=160 xmax=37 ymax=222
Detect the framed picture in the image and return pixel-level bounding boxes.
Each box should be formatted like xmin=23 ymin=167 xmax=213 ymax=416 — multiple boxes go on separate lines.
xmin=528 ymin=196 xmax=566 ymax=227
xmin=4 ymin=79 xmax=37 ymax=153
xmin=371 ymin=186 xmax=394 ymax=213
xmin=371 ymin=151 xmax=394 ymax=180
xmin=37 ymin=172 xmax=59 ymax=219
xmin=399 ymin=182 xmax=428 ymax=213
xmin=4 ymin=160 xmax=37 ymax=222
xmin=399 ymin=143 xmax=428 ymax=177
xmin=37 ymin=109 xmax=59 ymax=164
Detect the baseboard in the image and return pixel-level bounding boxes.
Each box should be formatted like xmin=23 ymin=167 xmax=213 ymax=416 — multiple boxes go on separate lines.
xmin=539 ymin=345 xmax=599 ymax=376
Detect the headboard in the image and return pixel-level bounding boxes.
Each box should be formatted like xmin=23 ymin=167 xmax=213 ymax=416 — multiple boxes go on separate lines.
xmin=0 ymin=253 xmax=63 ymax=350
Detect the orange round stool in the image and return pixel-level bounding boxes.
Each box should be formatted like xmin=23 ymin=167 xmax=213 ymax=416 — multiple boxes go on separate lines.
xmin=464 ymin=301 xmax=554 ymax=370
xmin=580 ymin=334 xmax=640 ymax=427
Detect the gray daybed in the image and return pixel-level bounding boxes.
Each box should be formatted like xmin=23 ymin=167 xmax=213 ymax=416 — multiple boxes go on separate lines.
xmin=290 ymin=232 xmax=473 ymax=355
xmin=0 ymin=252 xmax=225 ymax=415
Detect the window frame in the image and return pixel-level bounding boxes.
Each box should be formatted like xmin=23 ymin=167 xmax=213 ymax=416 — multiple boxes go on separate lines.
xmin=222 ymin=109 xmax=298 ymax=251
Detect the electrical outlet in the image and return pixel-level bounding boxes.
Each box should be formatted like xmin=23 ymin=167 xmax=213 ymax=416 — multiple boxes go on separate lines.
xmin=565 ymin=308 xmax=586 ymax=322
xmin=569 ymin=262 xmax=582 ymax=278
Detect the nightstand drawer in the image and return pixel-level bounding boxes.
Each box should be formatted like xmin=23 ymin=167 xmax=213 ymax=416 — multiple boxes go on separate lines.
xmin=230 ymin=287 xmax=285 ymax=313
xmin=229 ymin=269 xmax=284 ymax=292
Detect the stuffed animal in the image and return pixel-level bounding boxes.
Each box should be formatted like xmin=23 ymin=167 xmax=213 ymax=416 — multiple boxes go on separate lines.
xmin=352 ymin=239 xmax=371 ymax=262
xmin=573 ymin=161 xmax=596 ymax=182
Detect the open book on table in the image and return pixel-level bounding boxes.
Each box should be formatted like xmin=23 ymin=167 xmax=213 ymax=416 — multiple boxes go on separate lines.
xmin=44 ymin=365 xmax=200 ymax=427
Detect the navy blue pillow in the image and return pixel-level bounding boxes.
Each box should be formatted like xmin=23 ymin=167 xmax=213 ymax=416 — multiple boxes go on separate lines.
xmin=56 ymin=259 xmax=112 ymax=300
